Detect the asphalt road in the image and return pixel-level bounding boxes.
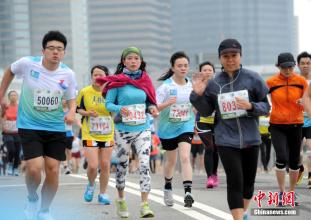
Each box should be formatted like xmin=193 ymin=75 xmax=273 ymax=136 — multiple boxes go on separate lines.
xmin=0 ymin=170 xmax=310 ymax=220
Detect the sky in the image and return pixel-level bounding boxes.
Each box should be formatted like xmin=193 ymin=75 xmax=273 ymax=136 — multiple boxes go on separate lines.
xmin=294 ymin=0 xmax=311 ymax=52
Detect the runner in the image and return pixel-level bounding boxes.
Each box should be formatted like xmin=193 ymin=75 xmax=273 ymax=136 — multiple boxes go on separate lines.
xmin=1 ymin=90 xmax=21 ymax=176
xmin=267 ymin=52 xmax=308 ymax=206
xmin=62 ymin=99 xmax=74 ymax=175
xmin=258 ymin=116 xmax=272 ymax=172
xmin=156 ymin=51 xmax=195 ymax=207
xmin=190 ymin=39 xmax=270 ymax=220
xmin=76 ymin=65 xmax=114 ymax=205
xmin=194 ymin=61 xmax=219 ymax=188
xmin=96 ymin=46 xmax=159 ymax=218
xmin=297 ymin=51 xmax=311 ymax=188
xmin=0 ymin=30 xmax=77 ymax=220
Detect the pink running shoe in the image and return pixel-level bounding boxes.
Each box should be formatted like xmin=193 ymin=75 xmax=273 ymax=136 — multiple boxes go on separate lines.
xmin=212 ymin=175 xmax=219 ymax=187
xmin=206 ymin=176 xmax=214 ymax=188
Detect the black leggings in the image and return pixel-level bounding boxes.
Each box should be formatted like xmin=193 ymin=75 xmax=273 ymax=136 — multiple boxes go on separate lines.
xmin=2 ymin=134 xmax=21 ymax=169
xmin=218 ymin=146 xmax=259 ymax=210
xmin=204 ymin=135 xmax=219 ymax=177
xmin=269 ymin=124 xmax=301 ymax=170
xmin=259 ymin=134 xmax=271 ymax=170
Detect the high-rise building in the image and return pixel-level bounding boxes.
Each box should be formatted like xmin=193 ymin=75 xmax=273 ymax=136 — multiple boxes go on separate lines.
xmin=0 ymin=0 xmax=31 ymax=68
xmin=171 ymin=0 xmax=298 ymax=67
xmin=87 ymin=0 xmax=171 ymax=84
xmin=29 ymin=0 xmax=89 ymax=88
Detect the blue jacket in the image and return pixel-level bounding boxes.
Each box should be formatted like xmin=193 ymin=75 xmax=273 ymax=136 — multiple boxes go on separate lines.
xmin=190 ymin=67 xmax=270 ymax=149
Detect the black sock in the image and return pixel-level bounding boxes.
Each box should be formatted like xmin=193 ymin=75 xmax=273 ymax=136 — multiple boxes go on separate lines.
xmin=164 ymin=177 xmax=172 ymax=190
xmin=183 ymin=180 xmax=192 ymax=194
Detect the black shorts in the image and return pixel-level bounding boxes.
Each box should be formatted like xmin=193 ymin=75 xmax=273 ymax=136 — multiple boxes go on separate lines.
xmin=302 ymin=126 xmax=311 ymax=139
xmin=191 ymin=143 xmax=204 ymax=157
xmin=18 ymin=128 xmax=67 ymax=161
xmin=82 ymin=140 xmax=114 ymax=148
xmin=160 ymin=132 xmax=193 ymax=151
xmin=65 ymin=136 xmax=74 ymax=150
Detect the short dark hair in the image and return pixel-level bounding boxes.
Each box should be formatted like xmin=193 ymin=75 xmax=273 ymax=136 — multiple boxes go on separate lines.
xmin=8 ymin=90 xmax=18 ymax=97
xmin=42 ymin=30 xmax=67 ymax=49
xmin=91 ymin=65 xmax=109 ymax=76
xmin=199 ymin=61 xmax=215 ymax=72
xmin=297 ymin=51 xmax=311 ymax=64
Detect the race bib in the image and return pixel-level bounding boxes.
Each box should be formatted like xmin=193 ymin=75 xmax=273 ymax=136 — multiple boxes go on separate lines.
xmin=3 ymin=120 xmax=17 ymax=132
xmin=89 ymin=116 xmax=112 ymax=135
xmin=122 ymin=104 xmax=146 ymax=125
xmin=217 ymin=90 xmax=249 ymax=119
xmin=169 ymin=103 xmax=191 ymax=122
xmin=33 ymin=89 xmax=62 ymax=112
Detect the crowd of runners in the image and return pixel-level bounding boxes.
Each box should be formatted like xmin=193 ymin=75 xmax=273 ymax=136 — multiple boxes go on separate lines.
xmin=1 ymin=30 xmax=311 ymax=220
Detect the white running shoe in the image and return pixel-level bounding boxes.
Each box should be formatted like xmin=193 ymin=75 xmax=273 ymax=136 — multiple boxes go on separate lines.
xmin=163 ymin=189 xmax=174 ymax=206
xmin=24 ymin=199 xmax=39 ymax=220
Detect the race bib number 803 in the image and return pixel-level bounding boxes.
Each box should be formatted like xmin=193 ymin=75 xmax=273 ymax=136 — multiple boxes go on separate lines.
xmin=217 ymin=90 xmax=249 ymax=119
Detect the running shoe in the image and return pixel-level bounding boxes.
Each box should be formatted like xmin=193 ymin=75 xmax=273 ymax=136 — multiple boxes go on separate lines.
xmin=13 ymin=168 xmax=20 ymax=176
xmin=163 ymin=189 xmax=174 ymax=206
xmin=140 ymin=202 xmax=154 ymax=218
xmin=6 ymin=163 xmax=13 ymax=175
xmin=294 ymin=192 xmax=300 ymax=206
xmin=213 ymin=175 xmax=219 ymax=187
xmin=83 ymin=159 xmax=88 ymax=169
xmin=243 ymin=214 xmax=249 ymax=220
xmin=308 ymin=177 xmax=311 ymax=189
xmin=24 ymin=198 xmax=39 ymax=220
xmin=64 ymin=167 xmax=71 ymax=175
xmin=37 ymin=210 xmax=54 ymax=220
xmin=184 ymin=192 xmax=194 ymax=208
xmin=98 ymin=194 xmax=111 ymax=205
xmin=206 ymin=176 xmax=214 ymax=188
xmin=115 ymin=199 xmax=129 ymax=218
xmin=84 ymin=183 xmax=95 ymax=202
xmin=296 ymin=165 xmax=304 ymax=185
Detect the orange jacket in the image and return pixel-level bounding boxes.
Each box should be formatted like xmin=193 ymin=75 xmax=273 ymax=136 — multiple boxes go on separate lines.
xmin=266 ymin=72 xmax=308 ymax=124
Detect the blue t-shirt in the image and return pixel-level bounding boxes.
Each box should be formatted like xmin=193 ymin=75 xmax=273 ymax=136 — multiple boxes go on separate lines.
xmin=105 ymin=84 xmax=150 ymax=132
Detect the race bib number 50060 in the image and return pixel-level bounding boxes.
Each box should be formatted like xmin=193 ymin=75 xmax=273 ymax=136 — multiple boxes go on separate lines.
xmin=33 ymin=89 xmax=62 ymax=112
xmin=217 ymin=90 xmax=249 ymax=119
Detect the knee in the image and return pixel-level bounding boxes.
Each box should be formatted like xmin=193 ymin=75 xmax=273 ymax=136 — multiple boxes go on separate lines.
xmin=100 ymin=160 xmax=110 ymax=171
xmin=275 ymin=159 xmax=287 ymax=170
xmin=88 ymin=161 xmax=99 ymax=172
xmin=243 ymin=184 xmax=255 ymax=199
xmin=45 ymin=164 xmax=59 ymax=176
xmin=27 ymin=166 xmax=41 ymax=177
xmin=180 ymin=154 xmax=190 ymax=164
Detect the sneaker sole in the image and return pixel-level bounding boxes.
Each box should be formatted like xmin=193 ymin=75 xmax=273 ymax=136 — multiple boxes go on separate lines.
xmin=140 ymin=212 xmax=155 ymax=218
xmin=184 ymin=196 xmax=194 ymax=208
xmin=98 ymin=200 xmax=111 ymax=205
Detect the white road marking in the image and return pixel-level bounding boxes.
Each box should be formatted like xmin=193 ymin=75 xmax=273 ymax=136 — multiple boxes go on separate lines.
xmin=109 ymin=177 xmax=233 ymax=220
xmin=0 ymin=182 xmax=85 ymax=188
xmin=70 ymin=174 xmax=232 ymax=220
